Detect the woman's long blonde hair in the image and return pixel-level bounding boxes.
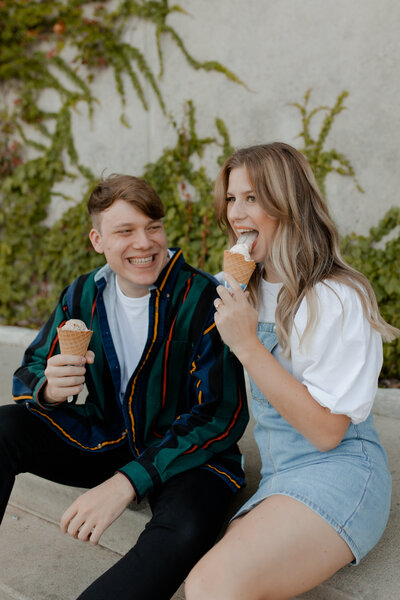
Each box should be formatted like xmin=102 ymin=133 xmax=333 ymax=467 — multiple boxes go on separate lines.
xmin=214 ymin=142 xmax=399 ymax=354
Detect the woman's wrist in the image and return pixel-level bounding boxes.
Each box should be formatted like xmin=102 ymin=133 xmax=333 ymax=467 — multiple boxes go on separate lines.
xmin=232 ymin=335 xmax=265 ymax=366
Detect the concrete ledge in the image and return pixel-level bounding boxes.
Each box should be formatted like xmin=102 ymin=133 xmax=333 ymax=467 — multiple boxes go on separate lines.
xmin=373 ymin=387 xmax=400 ymax=419
xmin=0 ymin=325 xmax=39 ymax=348
xmin=9 ymin=475 xmax=152 ymax=557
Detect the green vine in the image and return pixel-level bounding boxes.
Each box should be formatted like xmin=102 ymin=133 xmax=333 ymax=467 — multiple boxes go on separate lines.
xmin=293 ymin=90 xmax=399 ymax=379
xmin=0 ymin=0 xmax=243 ymax=325
xmin=341 ymin=209 xmax=400 ymax=379
xmin=292 ymin=90 xmax=363 ymax=197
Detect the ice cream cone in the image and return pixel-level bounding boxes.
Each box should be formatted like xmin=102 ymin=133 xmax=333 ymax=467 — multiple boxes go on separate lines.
xmin=57 ymin=328 xmax=93 ymax=356
xmin=223 ymin=250 xmax=256 ymax=286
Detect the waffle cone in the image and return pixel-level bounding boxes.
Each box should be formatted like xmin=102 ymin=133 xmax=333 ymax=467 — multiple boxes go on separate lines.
xmin=223 ymin=250 xmax=256 ymax=285
xmin=57 ymin=328 xmax=93 ymax=356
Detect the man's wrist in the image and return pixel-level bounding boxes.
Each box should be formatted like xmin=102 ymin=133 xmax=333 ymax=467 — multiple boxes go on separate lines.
xmin=113 ymin=472 xmax=136 ymax=503
xmin=41 ymin=383 xmax=66 ymax=406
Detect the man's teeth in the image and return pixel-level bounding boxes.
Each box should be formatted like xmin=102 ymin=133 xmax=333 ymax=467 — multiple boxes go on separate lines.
xmin=128 ymin=257 xmax=153 ymax=265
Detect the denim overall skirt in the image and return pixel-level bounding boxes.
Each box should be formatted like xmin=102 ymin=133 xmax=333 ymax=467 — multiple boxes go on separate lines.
xmin=235 ymin=323 xmax=392 ymax=563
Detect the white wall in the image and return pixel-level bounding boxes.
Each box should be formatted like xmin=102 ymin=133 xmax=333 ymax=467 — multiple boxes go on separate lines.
xmin=66 ymin=0 xmax=400 ymax=236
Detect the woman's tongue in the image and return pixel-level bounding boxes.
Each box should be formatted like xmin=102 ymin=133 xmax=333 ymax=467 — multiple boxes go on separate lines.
xmin=236 ymin=231 xmax=258 ymax=251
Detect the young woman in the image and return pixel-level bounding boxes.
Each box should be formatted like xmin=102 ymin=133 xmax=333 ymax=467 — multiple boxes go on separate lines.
xmin=185 ymin=143 xmax=398 ymax=599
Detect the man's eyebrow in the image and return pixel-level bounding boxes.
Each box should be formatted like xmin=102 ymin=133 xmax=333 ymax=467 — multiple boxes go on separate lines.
xmin=111 ymin=222 xmax=135 ymax=230
xmin=111 ymin=218 xmax=162 ymax=230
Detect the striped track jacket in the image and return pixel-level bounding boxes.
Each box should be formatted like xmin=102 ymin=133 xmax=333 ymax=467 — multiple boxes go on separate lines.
xmin=13 ymin=249 xmax=248 ymax=502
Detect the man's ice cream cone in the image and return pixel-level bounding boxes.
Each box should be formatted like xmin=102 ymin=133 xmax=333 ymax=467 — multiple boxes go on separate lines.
xmin=57 ymin=328 xmax=93 ymax=356
xmin=57 ymin=320 xmax=93 ymax=356
xmin=57 ymin=320 xmax=92 ymax=403
xmin=223 ymin=250 xmax=256 ymax=286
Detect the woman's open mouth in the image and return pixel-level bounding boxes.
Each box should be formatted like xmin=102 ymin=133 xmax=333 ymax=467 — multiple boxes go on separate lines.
xmin=235 ymin=229 xmax=258 ymax=252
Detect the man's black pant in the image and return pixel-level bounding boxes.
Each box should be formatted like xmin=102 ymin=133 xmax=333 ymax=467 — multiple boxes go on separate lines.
xmin=0 ymin=404 xmax=234 ymax=599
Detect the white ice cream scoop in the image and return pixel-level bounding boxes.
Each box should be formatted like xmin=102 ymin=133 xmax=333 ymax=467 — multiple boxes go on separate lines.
xmin=229 ymin=231 xmax=257 ymax=261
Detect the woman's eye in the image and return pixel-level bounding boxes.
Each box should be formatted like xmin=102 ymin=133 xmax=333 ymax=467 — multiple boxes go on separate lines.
xmin=226 ymin=196 xmax=235 ymax=203
xmin=247 ymin=195 xmax=256 ymax=203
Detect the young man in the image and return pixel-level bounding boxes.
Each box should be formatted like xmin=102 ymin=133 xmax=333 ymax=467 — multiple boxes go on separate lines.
xmin=0 ymin=175 xmax=248 ymax=600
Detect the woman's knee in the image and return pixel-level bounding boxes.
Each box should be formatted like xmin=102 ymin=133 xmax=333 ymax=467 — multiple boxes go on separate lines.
xmin=184 ymin=564 xmax=205 ymax=600
xmin=185 ymin=563 xmax=249 ymax=600
xmin=184 ymin=540 xmax=242 ymax=600
xmin=185 ymin=559 xmax=222 ymax=600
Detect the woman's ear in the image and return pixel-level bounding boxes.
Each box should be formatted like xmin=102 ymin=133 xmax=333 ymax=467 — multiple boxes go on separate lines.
xmin=89 ymin=228 xmax=103 ymax=254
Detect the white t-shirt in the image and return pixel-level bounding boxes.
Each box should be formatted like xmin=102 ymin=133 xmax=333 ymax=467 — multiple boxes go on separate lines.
xmin=258 ymin=279 xmax=293 ymax=375
xmin=259 ymin=279 xmax=382 ymax=424
xmin=258 ymin=279 xmax=282 ymax=323
xmin=114 ymin=278 xmax=150 ymax=402
xmin=102 ymin=250 xmax=175 ymax=403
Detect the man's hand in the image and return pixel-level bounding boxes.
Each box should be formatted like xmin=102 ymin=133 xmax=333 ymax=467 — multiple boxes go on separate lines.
xmin=60 ymin=473 xmax=136 ymax=546
xmin=43 ymin=350 xmax=95 ymax=404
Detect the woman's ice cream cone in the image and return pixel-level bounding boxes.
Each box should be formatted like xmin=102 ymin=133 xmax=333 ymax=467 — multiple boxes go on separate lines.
xmin=223 ymin=250 xmax=256 ymax=286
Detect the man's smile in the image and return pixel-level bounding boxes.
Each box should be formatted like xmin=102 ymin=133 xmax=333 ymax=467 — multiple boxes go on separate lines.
xmin=127 ymin=256 xmax=154 ymax=265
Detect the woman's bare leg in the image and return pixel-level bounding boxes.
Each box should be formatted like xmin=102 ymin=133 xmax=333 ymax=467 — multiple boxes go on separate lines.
xmin=185 ymin=494 xmax=354 ymax=600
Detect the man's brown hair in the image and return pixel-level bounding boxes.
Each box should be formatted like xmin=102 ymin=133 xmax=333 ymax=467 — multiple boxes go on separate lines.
xmin=88 ymin=174 xmax=165 ymax=227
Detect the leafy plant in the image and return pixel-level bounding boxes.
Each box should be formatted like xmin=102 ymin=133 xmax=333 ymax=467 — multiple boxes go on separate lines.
xmin=341 ymin=208 xmax=400 ymax=378
xmin=292 ymin=89 xmax=363 ymax=197
xmin=293 ymin=90 xmax=399 ymax=379
xmin=0 ymin=0 xmax=243 ymax=326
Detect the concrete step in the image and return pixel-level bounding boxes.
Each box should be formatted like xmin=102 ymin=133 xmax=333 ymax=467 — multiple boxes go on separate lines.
xmin=9 ymin=474 xmax=151 ymax=557
xmin=1 ymin=504 xmax=154 ymax=600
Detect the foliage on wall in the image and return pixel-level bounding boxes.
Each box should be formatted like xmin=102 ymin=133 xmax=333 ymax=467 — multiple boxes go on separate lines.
xmin=294 ymin=91 xmax=399 ymax=378
xmin=0 ymin=0 xmax=241 ymax=325
xmin=292 ymin=90 xmax=363 ymax=197
xmin=341 ymin=209 xmax=400 ymax=379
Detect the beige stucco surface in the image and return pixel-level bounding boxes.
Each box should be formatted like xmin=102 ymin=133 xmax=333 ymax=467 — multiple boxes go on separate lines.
xmin=38 ymin=0 xmax=400 ymax=235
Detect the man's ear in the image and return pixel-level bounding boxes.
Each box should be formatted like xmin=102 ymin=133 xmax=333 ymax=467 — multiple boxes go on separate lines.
xmin=89 ymin=228 xmax=103 ymax=254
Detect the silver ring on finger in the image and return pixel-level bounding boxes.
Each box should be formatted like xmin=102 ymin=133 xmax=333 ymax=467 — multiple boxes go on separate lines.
xmin=215 ymin=299 xmax=223 ymax=311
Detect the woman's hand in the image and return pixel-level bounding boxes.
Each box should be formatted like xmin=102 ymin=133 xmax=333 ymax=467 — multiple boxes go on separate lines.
xmin=214 ymin=273 xmax=259 ymax=359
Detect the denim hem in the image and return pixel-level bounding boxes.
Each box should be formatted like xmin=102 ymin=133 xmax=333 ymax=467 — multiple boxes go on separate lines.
xmin=232 ymin=490 xmax=362 ymax=564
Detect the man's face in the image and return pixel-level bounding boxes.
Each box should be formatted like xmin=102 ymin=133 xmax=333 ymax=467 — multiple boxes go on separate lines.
xmin=89 ymin=199 xmax=169 ymax=297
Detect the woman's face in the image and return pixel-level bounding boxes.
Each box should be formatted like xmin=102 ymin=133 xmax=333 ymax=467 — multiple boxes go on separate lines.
xmin=226 ymin=166 xmax=278 ymax=265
